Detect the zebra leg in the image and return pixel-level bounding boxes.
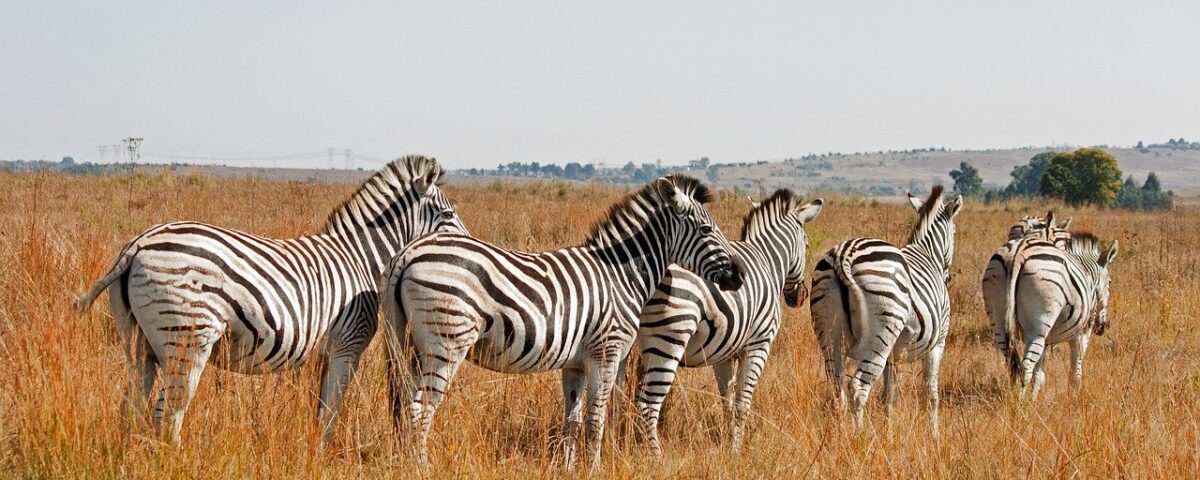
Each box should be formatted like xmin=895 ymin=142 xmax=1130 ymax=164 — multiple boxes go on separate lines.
xmin=115 ymin=302 xmax=157 ymax=437
xmin=636 ymin=323 xmax=696 ymax=457
xmin=923 ymin=342 xmax=946 ymax=439
xmin=316 ymin=346 xmax=367 ymax=448
xmin=584 ymin=352 xmax=621 ymax=471
xmin=713 ymin=359 xmax=737 ymax=422
xmin=1069 ymin=334 xmax=1090 ymax=396
xmin=409 ymin=331 xmax=476 ymax=468
xmin=1030 ymin=346 xmax=1050 ymax=401
xmin=561 ymin=367 xmax=586 ymax=470
xmin=150 ymin=331 xmax=219 ymax=446
xmin=1018 ymin=335 xmax=1048 ymax=401
xmin=880 ymin=362 xmax=898 ymax=415
xmin=849 ymin=345 xmax=893 ymax=430
xmin=730 ymin=345 xmax=771 ymax=453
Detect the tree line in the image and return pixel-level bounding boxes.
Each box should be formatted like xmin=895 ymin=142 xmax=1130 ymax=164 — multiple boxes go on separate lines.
xmin=949 ymin=148 xmax=1173 ymax=211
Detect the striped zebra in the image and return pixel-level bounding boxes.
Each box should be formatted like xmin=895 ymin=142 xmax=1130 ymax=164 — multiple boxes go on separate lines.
xmin=379 ymin=176 xmax=745 ymax=470
xmin=72 ymin=156 xmax=466 ymax=446
xmin=982 ymin=213 xmax=1071 ymax=362
xmin=1002 ymin=230 xmax=1118 ymax=400
xmin=809 ymin=185 xmax=962 ymax=436
xmin=631 ymin=190 xmax=823 ymax=456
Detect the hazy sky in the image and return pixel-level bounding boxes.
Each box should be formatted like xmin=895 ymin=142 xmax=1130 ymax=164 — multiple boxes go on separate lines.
xmin=3 ymin=1 xmax=1198 ymax=170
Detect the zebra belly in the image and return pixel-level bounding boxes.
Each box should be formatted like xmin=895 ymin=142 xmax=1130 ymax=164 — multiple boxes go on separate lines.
xmin=468 ymin=317 xmax=577 ymax=374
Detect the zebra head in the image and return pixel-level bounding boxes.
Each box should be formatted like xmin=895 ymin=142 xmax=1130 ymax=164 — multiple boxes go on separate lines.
xmin=324 ymin=156 xmax=467 ymax=275
xmin=906 ymin=185 xmax=964 ymax=281
xmin=654 ymin=176 xmax=745 ymax=291
xmin=742 ymin=190 xmax=823 ymax=306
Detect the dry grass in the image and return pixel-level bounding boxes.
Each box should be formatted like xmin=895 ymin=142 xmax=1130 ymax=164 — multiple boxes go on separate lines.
xmin=1 ymin=170 xmax=1198 ymax=478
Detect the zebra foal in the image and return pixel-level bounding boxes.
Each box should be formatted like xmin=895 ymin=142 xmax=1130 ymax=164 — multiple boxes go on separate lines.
xmin=379 ymin=175 xmax=745 ymax=470
xmin=73 ymin=156 xmax=465 ymax=446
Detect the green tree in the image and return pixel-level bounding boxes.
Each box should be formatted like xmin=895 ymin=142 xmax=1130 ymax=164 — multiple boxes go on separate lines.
xmin=949 ymin=161 xmax=983 ymax=196
xmin=1039 ymin=148 xmax=1123 ymax=207
xmin=1116 ymin=176 xmax=1142 ymax=210
xmin=1005 ymin=151 xmax=1055 ymax=197
xmin=1142 ymin=171 xmax=1162 ymax=193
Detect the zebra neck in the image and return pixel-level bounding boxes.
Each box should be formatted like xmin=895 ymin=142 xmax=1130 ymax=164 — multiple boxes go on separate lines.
xmin=585 ymin=212 xmax=672 ymax=303
xmin=322 ymin=221 xmax=403 ymax=282
xmin=902 ymin=242 xmax=949 ymax=273
xmin=741 ymin=234 xmax=796 ymax=285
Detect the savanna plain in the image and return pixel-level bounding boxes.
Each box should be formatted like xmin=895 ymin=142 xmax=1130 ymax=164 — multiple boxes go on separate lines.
xmin=1 ymin=170 xmax=1198 ymax=478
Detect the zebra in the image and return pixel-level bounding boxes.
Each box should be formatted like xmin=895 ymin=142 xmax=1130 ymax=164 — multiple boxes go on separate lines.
xmin=982 ymin=212 xmax=1071 ymax=362
xmin=630 ymin=189 xmax=823 ymax=456
xmin=379 ymin=175 xmax=745 ymax=470
xmin=809 ymin=185 xmax=962 ymax=436
xmin=72 ymin=155 xmax=466 ymax=446
xmin=1002 ymin=230 xmax=1118 ymax=400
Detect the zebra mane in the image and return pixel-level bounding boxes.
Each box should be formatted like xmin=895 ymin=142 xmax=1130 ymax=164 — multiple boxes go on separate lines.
xmin=740 ymin=189 xmax=799 ymax=241
xmin=323 ymin=155 xmax=442 ymax=233
xmin=587 ymin=174 xmax=713 ymax=243
xmin=1066 ymin=232 xmax=1102 ymax=260
xmin=908 ymin=185 xmax=947 ymax=244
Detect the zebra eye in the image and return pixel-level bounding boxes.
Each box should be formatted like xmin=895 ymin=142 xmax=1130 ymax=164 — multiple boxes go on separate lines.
xmin=440 ymin=209 xmax=455 ymax=219
xmin=699 ymin=224 xmax=714 ymax=235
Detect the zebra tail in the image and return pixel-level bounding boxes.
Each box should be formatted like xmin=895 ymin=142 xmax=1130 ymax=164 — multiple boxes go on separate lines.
xmin=1003 ymin=246 xmax=1026 ymax=383
xmin=73 ymin=241 xmax=140 ymax=313
xmin=836 ymin=252 xmax=874 ymax=360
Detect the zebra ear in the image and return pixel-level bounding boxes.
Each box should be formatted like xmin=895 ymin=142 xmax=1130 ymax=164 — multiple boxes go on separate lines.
xmin=746 ymin=196 xmax=761 ymax=210
xmin=414 ymin=164 xmax=443 ymax=196
xmin=947 ymin=195 xmax=964 ymax=218
xmin=654 ymin=177 xmax=688 ymax=211
xmin=1060 ymin=218 xmax=1073 ymax=230
xmin=1101 ymin=240 xmax=1119 ymax=267
xmin=1045 ymin=211 xmax=1057 ymax=230
xmin=793 ymin=198 xmax=823 ymax=224
xmin=906 ymin=191 xmax=924 ymax=210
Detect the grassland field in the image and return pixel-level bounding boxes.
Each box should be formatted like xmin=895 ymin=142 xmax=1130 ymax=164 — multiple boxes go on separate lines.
xmin=1 ymin=170 xmax=1198 ymax=478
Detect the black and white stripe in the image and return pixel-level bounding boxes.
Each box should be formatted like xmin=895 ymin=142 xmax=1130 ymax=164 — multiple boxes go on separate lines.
xmin=1002 ymin=231 xmax=1118 ymax=400
xmin=379 ymin=175 xmax=745 ymax=470
xmin=982 ymin=213 xmax=1071 ymax=359
xmin=809 ymin=186 xmax=962 ymax=436
xmin=632 ymin=190 xmax=822 ymax=455
xmin=73 ymin=156 xmax=465 ymax=445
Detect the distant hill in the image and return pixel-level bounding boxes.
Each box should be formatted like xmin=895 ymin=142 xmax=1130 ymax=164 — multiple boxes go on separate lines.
xmin=672 ymin=146 xmax=1200 ymax=196
xmin=6 ymin=145 xmax=1199 ymax=195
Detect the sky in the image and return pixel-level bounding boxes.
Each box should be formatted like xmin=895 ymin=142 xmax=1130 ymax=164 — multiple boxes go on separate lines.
xmin=3 ymin=1 xmax=1198 ymax=170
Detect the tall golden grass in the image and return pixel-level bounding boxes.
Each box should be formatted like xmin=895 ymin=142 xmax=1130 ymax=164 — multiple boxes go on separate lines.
xmin=1 ymin=170 xmax=1197 ymax=478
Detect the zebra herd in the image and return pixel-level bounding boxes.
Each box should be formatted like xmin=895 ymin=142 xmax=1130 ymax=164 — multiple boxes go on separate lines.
xmin=74 ymin=155 xmax=1119 ymax=470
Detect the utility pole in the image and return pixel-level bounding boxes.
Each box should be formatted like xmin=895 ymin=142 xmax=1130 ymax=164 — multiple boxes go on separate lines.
xmin=98 ymin=145 xmax=107 ymax=162
xmin=343 ymin=149 xmax=352 ymax=170
xmin=328 ymin=147 xmax=337 ymax=170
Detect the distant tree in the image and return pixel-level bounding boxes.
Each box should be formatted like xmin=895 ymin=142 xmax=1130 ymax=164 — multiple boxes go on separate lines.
xmin=1005 ymin=151 xmax=1055 ymax=197
xmin=60 ymin=156 xmax=75 ymax=166
xmin=1116 ymin=176 xmax=1142 ymax=210
xmin=1142 ymin=171 xmax=1162 ymax=193
xmin=706 ymin=165 xmax=720 ymax=183
xmin=564 ymin=162 xmax=582 ymax=179
xmin=540 ymin=163 xmax=563 ymax=177
xmin=1039 ymin=148 xmax=1123 ymax=207
xmin=581 ymin=164 xmax=596 ymax=178
xmin=622 ymin=161 xmax=637 ymax=173
xmin=1136 ymin=140 xmax=1145 ymax=149
xmin=949 ymin=161 xmax=983 ymax=196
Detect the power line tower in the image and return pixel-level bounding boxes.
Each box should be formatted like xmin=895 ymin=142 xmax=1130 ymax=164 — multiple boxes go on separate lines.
xmin=98 ymin=145 xmax=108 ymax=163
xmin=328 ymin=147 xmax=337 ymax=170
xmin=343 ymin=149 xmax=352 ymax=170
